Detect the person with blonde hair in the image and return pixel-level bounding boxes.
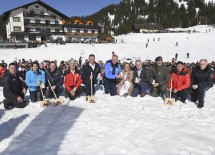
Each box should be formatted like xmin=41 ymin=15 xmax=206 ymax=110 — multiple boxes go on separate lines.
xmin=64 ymin=60 xmax=83 ymax=100
xmin=117 ymin=62 xmax=134 ymax=97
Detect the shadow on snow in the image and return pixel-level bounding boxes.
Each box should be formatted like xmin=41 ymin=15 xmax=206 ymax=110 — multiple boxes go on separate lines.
xmin=2 ymin=104 xmax=84 ymax=155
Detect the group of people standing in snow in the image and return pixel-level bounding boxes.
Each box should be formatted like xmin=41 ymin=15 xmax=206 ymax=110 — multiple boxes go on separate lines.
xmin=0 ymin=55 xmax=214 ymax=110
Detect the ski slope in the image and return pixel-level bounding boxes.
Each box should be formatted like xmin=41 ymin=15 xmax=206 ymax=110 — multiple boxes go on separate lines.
xmin=0 ymin=25 xmax=215 ymax=155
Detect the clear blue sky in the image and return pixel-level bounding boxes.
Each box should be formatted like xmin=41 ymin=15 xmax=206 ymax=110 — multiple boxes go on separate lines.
xmin=0 ymin=0 xmax=121 ymax=16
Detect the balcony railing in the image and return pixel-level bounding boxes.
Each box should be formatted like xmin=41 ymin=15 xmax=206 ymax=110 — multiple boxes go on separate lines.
xmin=24 ymin=23 xmax=62 ymax=28
xmin=24 ymin=13 xmax=57 ymax=19
xmin=65 ymin=32 xmax=98 ymax=36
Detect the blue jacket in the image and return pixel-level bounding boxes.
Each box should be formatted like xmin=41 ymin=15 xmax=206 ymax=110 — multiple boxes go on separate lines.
xmin=104 ymin=60 xmax=121 ymax=79
xmin=26 ymin=69 xmax=46 ymax=91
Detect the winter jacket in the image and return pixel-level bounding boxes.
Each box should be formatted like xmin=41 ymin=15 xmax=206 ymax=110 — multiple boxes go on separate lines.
xmin=45 ymin=69 xmax=64 ymax=87
xmin=168 ymin=67 xmax=190 ymax=91
xmin=81 ymin=62 xmax=101 ymax=83
xmin=0 ymin=67 xmax=6 ymax=78
xmin=3 ymin=72 xmax=26 ymax=99
xmin=191 ymin=66 xmax=214 ymax=88
xmin=104 ymin=60 xmax=121 ymax=79
xmin=25 ymin=70 xmax=46 ymax=91
xmin=133 ymin=66 xmax=153 ymax=85
xmin=64 ymin=70 xmax=83 ymax=92
xmin=18 ymin=70 xmax=27 ymax=80
xmin=150 ymin=64 xmax=170 ymax=86
xmin=117 ymin=70 xmax=134 ymax=95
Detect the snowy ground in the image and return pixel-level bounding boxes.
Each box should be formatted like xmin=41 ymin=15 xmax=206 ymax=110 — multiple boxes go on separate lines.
xmin=0 ymin=25 xmax=215 ymax=155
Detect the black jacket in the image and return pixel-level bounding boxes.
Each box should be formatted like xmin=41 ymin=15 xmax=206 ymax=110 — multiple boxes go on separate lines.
xmin=191 ymin=66 xmax=214 ymax=88
xmin=133 ymin=66 xmax=153 ymax=85
xmin=18 ymin=70 xmax=27 ymax=80
xmin=81 ymin=62 xmax=101 ymax=83
xmin=3 ymin=72 xmax=26 ymax=99
xmin=45 ymin=69 xmax=64 ymax=87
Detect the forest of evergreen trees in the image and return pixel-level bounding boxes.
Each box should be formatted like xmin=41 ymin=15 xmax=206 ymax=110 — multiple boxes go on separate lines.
xmin=85 ymin=0 xmax=215 ymax=35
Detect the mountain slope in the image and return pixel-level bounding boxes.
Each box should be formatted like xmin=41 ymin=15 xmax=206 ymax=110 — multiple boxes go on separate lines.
xmin=85 ymin=0 xmax=215 ymax=35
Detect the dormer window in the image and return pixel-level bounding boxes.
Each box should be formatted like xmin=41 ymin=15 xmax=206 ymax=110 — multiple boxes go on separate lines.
xmin=30 ymin=10 xmax=35 ymax=14
xmin=13 ymin=17 xmax=20 ymax=22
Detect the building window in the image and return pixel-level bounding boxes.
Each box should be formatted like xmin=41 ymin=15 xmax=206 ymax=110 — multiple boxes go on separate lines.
xmin=91 ymin=30 xmax=95 ymax=33
xmin=84 ymin=29 xmax=88 ymax=33
xmin=40 ymin=10 xmax=44 ymax=15
xmin=16 ymin=36 xmax=24 ymax=41
xmin=45 ymin=20 xmax=50 ymax=25
xmin=55 ymin=21 xmax=59 ymax=24
xmin=30 ymin=10 xmax=35 ymax=14
xmin=35 ymin=5 xmax=39 ymax=8
xmin=25 ymin=28 xmax=30 ymax=32
xmin=35 ymin=19 xmax=40 ymax=23
xmin=77 ymin=22 xmax=80 ymax=25
xmin=46 ymin=28 xmax=51 ymax=32
xmin=24 ymin=19 xmax=30 ymax=24
xmin=76 ymin=29 xmax=80 ymax=33
xmin=14 ymin=26 xmax=21 ymax=31
xmin=13 ymin=17 xmax=21 ymax=22
xmin=29 ymin=36 xmax=36 ymax=41
xmin=36 ymin=28 xmax=41 ymax=32
xmin=55 ymin=29 xmax=60 ymax=32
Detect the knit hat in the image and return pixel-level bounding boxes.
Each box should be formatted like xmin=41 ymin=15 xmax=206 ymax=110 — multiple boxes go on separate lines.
xmin=155 ymin=56 xmax=163 ymax=61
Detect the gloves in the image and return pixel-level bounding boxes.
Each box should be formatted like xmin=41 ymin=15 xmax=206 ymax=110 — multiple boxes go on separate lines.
xmin=192 ymin=85 xmax=198 ymax=89
xmin=153 ymin=83 xmax=159 ymax=87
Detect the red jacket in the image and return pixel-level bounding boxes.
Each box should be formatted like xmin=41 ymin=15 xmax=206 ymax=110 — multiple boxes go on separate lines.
xmin=64 ymin=70 xmax=82 ymax=92
xmin=168 ymin=67 xmax=190 ymax=91
xmin=0 ymin=67 xmax=6 ymax=78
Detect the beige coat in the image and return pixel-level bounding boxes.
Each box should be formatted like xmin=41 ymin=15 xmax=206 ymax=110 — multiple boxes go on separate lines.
xmin=117 ymin=70 xmax=134 ymax=95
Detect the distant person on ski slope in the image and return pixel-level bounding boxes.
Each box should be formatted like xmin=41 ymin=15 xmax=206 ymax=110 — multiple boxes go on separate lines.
xmin=175 ymin=53 xmax=178 ymax=61
xmin=187 ymin=53 xmax=189 ymax=59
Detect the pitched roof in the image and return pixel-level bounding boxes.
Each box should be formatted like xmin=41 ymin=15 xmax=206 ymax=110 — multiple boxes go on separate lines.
xmin=98 ymin=35 xmax=115 ymax=40
xmin=2 ymin=0 xmax=70 ymax=21
xmin=133 ymin=23 xmax=164 ymax=30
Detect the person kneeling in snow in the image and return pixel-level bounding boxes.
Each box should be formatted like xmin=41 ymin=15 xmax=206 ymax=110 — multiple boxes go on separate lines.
xmin=190 ymin=59 xmax=214 ymax=108
xmin=132 ymin=60 xmax=153 ymax=97
xmin=25 ymin=62 xmax=46 ymax=103
xmin=104 ymin=55 xmax=121 ymax=96
xmin=64 ymin=60 xmax=83 ymax=100
xmin=151 ymin=56 xmax=170 ymax=97
xmin=3 ymin=63 xmax=27 ymax=110
xmin=117 ymin=63 xmax=134 ymax=97
xmin=168 ymin=61 xmax=190 ymax=103
xmin=45 ymin=61 xmax=64 ymax=98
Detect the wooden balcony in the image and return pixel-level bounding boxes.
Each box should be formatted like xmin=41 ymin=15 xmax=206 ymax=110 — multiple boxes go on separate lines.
xmin=65 ymin=32 xmax=98 ymax=37
xmin=24 ymin=23 xmax=62 ymax=28
xmin=24 ymin=13 xmax=57 ymax=19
